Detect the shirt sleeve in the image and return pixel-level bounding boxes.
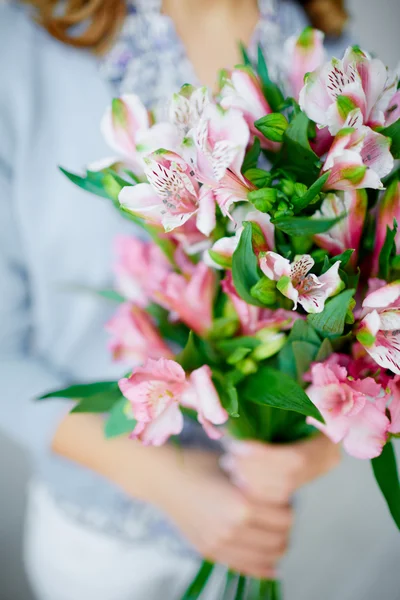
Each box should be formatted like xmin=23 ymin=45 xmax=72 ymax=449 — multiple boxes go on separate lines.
xmin=0 ymin=36 xmax=70 ymax=459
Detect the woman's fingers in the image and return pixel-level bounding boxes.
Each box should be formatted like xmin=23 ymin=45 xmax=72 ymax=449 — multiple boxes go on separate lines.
xmin=221 ymin=434 xmax=341 ymax=502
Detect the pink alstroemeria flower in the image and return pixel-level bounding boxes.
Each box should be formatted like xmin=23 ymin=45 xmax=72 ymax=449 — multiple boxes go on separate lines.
xmin=357 ymin=281 xmax=400 ymax=375
xmin=113 ymin=235 xmax=172 ymax=306
xmin=387 ymin=376 xmax=400 ymax=434
xmin=119 ymin=359 xmax=228 ymax=445
xmin=183 ymin=365 xmax=229 ymax=439
xmin=169 ymin=84 xmax=211 ymax=136
xmin=100 ymin=94 xmax=179 ymax=171
xmin=313 ymin=190 xmax=367 ymax=263
xmin=260 ymin=253 xmax=343 ymax=313
xmin=195 ymin=104 xmax=250 ymax=182
xmin=105 ymin=303 xmax=172 ymax=364
xmin=306 ymin=358 xmax=389 ymax=459
xmin=299 ymin=46 xmax=395 ymax=134
xmin=219 ymin=67 xmax=279 ymax=151
xmin=373 ymin=179 xmax=400 ymax=275
xmin=322 ymin=126 xmax=393 ymax=191
xmin=119 ymin=150 xmax=216 ymax=234
xmin=222 ymin=273 xmax=299 ymax=335
xmin=284 ymin=27 xmax=326 ymax=100
xmin=384 ymin=90 xmax=400 ymax=126
xmin=154 ymin=262 xmax=215 ymax=336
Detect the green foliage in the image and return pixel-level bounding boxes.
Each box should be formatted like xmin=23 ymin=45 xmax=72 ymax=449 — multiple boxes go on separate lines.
xmin=272 ymin=213 xmax=345 ymax=236
xmin=104 ymin=398 xmax=137 ymax=439
xmin=96 ymin=289 xmax=126 ymax=303
xmin=291 ymin=173 xmax=330 ymax=213
xmin=213 ymin=371 xmax=239 ymax=417
xmin=232 ymin=222 xmax=264 ymax=307
xmin=277 ymin=112 xmax=321 ymax=185
xmin=380 ymin=118 xmax=400 ymax=159
xmin=278 ymin=320 xmax=323 ymax=383
xmin=39 ymin=381 xmax=118 ymax=400
xmin=241 ymin=365 xmax=324 ymax=422
xmin=59 ymin=167 xmax=116 ymax=200
xmin=378 ymin=219 xmax=398 ymax=281
xmin=146 ymin=303 xmax=189 ymax=348
xmin=176 ymin=331 xmax=219 ymax=371
xmin=71 ymin=387 xmax=123 ymax=414
xmin=181 ymin=561 xmax=215 ymax=600
xmin=308 ymin=289 xmax=355 ymax=337
xmin=242 ymin=137 xmax=261 ymax=173
xmin=371 ymin=441 xmax=400 ymax=530
xmin=257 ymin=45 xmax=284 ymax=112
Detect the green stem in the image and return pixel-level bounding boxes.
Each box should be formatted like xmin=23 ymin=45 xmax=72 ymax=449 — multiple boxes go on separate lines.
xmin=181 ymin=560 xmax=214 ymax=600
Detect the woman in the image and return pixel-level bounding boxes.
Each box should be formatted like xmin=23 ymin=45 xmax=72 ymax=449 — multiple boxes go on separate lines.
xmin=1 ymin=1 xmax=398 ymax=599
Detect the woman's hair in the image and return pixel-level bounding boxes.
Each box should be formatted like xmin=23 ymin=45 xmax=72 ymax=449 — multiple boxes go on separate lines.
xmin=25 ymin=0 xmax=349 ymax=53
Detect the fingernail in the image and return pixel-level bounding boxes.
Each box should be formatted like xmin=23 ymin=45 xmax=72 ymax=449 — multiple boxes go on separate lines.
xmin=224 ymin=440 xmax=253 ymax=456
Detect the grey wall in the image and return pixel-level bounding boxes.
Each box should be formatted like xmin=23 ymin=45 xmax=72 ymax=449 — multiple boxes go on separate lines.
xmin=0 ymin=2 xmax=399 ymax=600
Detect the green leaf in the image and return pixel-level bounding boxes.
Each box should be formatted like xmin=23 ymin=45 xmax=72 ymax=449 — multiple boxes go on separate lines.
xmin=308 ymin=289 xmax=355 ymax=337
xmin=315 ymin=338 xmax=334 ymax=362
xmin=146 ymin=303 xmax=189 ymax=348
xmin=292 ymin=341 xmax=318 ymax=382
xmin=217 ymin=336 xmax=261 ymax=355
xmin=39 ymin=381 xmax=118 ymax=400
xmin=104 ymin=398 xmax=136 ymax=439
xmin=292 ymin=172 xmax=330 ymax=212
xmin=213 ymin=372 xmax=240 ymax=417
xmin=71 ymin=388 xmax=123 ymax=413
xmin=239 ymin=42 xmax=252 ymax=66
xmin=60 ymin=167 xmax=114 ymax=200
xmin=241 ymin=366 xmax=324 ymax=422
xmin=278 ymin=112 xmax=320 ymax=185
xmin=325 ymin=249 xmax=354 ymax=270
xmin=227 ymin=347 xmax=252 ymax=364
xmin=209 ymin=317 xmax=239 ymax=340
xmin=378 ymin=219 xmax=398 ymax=281
xmin=380 ymin=117 xmax=400 ymax=159
xmin=371 ymin=441 xmax=400 ymax=530
xmin=96 ymin=289 xmax=125 ymax=303
xmin=257 ymin=44 xmax=284 ymax=112
xmin=242 ymin=137 xmax=261 ymax=173
xmin=288 ymin=319 xmax=321 ymax=345
xmin=272 ymin=214 xmax=345 ymax=236
xmin=176 ymin=331 xmax=207 ymax=372
xmin=181 ymin=560 xmax=214 ymax=600
xmin=232 ymin=222 xmax=263 ymax=307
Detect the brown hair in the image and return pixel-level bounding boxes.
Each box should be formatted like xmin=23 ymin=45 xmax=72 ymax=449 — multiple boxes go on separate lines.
xmin=25 ymin=0 xmax=349 ymax=54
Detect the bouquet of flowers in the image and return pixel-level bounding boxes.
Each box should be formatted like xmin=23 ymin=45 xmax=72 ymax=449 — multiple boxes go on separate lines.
xmin=41 ymin=28 xmax=400 ymax=599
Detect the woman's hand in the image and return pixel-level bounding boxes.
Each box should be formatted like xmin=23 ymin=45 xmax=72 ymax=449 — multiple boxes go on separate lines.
xmin=158 ymin=449 xmax=293 ymax=579
xmin=220 ymin=434 xmax=341 ymax=503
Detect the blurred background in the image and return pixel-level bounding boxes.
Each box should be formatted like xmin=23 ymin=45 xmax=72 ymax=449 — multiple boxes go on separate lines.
xmin=0 ymin=1 xmax=399 ymax=599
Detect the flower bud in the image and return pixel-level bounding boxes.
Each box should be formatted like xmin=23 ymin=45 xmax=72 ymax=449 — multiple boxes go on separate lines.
xmin=254 ymin=113 xmax=289 ymax=142
xmin=244 ymin=168 xmax=272 ymax=188
xmin=250 ymin=276 xmax=277 ymax=305
xmin=247 ymin=188 xmax=277 ymax=212
xmin=252 ymin=332 xmax=286 ymax=361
